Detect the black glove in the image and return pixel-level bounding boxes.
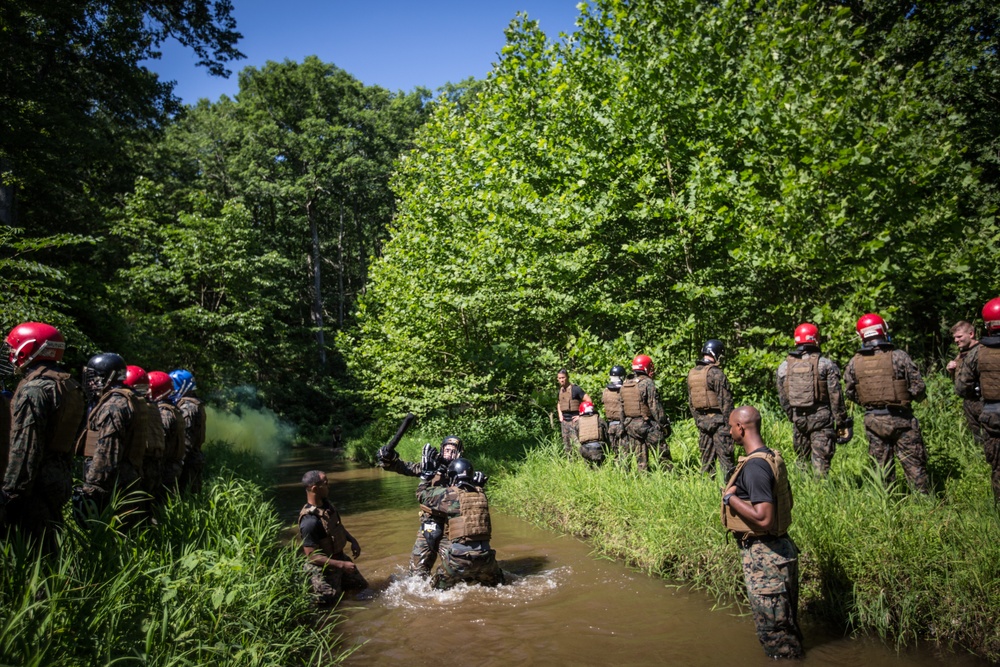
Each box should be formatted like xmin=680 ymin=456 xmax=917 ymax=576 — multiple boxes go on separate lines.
xmin=472 ymin=471 xmax=488 ymax=488
xmin=377 ymin=445 xmax=398 ymax=464
xmin=421 ymin=444 xmax=439 ymax=474
xmin=661 ymin=417 xmax=672 ymax=440
xmin=836 ymin=419 xmax=854 ymax=445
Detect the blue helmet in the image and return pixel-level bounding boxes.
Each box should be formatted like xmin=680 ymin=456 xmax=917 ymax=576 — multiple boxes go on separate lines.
xmin=169 ymin=369 xmax=196 ymax=400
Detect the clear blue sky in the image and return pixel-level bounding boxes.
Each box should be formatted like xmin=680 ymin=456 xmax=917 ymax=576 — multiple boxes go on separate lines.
xmin=150 ymin=1 xmax=582 ymax=105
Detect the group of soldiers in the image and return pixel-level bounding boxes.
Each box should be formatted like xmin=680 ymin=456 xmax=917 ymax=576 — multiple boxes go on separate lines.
xmin=0 ymin=321 xmax=207 ymax=551
xmin=298 ymin=436 xmax=504 ymax=604
xmin=558 ymin=298 xmax=1000 ymax=501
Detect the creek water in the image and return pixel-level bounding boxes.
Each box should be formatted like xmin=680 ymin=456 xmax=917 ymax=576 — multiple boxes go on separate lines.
xmin=272 ymin=448 xmax=989 ymax=667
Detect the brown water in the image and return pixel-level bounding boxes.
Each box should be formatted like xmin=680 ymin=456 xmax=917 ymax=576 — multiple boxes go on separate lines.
xmin=274 ymin=448 xmax=990 ymax=667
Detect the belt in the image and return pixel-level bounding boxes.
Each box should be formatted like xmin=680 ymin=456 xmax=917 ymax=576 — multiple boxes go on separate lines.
xmin=736 ymin=533 xmax=787 ymax=549
xmin=865 ymin=406 xmax=913 ymax=417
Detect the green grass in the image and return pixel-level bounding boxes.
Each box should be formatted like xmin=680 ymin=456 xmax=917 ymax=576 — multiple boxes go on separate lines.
xmin=0 ymin=443 xmax=348 ymax=667
xmin=358 ymin=374 xmax=1000 ymax=660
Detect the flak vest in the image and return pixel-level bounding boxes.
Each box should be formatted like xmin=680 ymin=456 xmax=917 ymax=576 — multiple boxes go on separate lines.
xmin=144 ymin=401 xmax=165 ymax=459
xmin=721 ymin=448 xmax=793 ymax=538
xmin=298 ymin=502 xmax=348 ymax=555
xmin=448 ymin=488 xmax=492 ymax=544
xmin=979 ymin=345 xmax=1000 ymax=402
xmin=80 ymin=387 xmax=147 ymax=469
xmin=17 ymin=365 xmax=85 ymax=454
xmin=784 ymin=354 xmax=829 ymax=409
xmin=602 ymin=386 xmax=624 ymax=421
xmin=577 ymin=413 xmax=602 ymax=443
xmin=853 ymin=350 xmax=910 ymax=408
xmin=558 ymin=386 xmax=581 ymax=415
xmin=176 ymin=397 xmax=207 ymax=452
xmin=159 ymin=402 xmax=186 ymax=463
xmin=687 ymin=364 xmax=721 ymax=411
xmin=621 ymin=378 xmax=651 ymax=419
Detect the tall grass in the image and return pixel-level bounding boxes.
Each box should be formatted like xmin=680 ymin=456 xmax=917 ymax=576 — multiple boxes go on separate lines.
xmin=0 ymin=443 xmax=346 ymax=666
xmin=485 ymin=374 xmax=1000 ymax=660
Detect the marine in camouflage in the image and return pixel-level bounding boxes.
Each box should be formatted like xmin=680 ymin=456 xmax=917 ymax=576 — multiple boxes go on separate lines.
xmin=776 ymin=354 xmax=849 ymax=476
xmin=177 ymin=397 xmax=205 ymax=493
xmin=302 ymin=558 xmax=368 ymax=605
xmin=621 ymin=374 xmax=670 ymax=471
xmin=689 ymin=364 xmax=735 ymax=478
xmin=379 ymin=456 xmax=450 ymax=576
xmin=740 ymin=536 xmax=804 ymax=659
xmin=955 ymin=341 xmax=1000 ymax=502
xmin=82 ymin=392 xmax=142 ymax=506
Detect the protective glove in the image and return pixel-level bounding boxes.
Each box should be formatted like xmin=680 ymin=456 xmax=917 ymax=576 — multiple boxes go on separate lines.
xmin=472 ymin=471 xmax=488 ymax=488
xmin=836 ymin=419 xmax=854 ymax=445
xmin=421 ymin=444 xmax=439 ymax=474
xmin=661 ymin=417 xmax=672 ymax=441
xmin=377 ymin=445 xmax=398 ymax=464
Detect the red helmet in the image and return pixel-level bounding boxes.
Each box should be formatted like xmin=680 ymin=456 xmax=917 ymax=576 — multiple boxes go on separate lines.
xmin=579 ymin=400 xmax=595 ymax=415
xmin=983 ymin=297 xmax=1000 ymax=334
xmin=147 ymin=371 xmax=173 ymax=401
xmin=5 ymin=322 xmax=66 ymax=368
xmin=123 ymin=365 xmax=149 ymax=393
xmin=794 ymin=323 xmax=819 ymax=345
xmin=855 ymin=313 xmax=888 ymax=341
xmin=632 ymin=354 xmax=654 ymax=376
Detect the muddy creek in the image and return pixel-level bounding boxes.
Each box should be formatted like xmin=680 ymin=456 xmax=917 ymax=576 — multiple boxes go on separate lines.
xmin=272 ymin=449 xmax=988 ymax=667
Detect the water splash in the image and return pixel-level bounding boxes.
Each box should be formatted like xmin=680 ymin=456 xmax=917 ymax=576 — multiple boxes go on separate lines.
xmin=378 ymin=565 xmax=567 ymax=610
xmin=205 ymin=402 xmax=295 ymax=464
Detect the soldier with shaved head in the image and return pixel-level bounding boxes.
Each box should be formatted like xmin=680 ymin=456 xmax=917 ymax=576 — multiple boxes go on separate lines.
xmin=722 ymin=405 xmax=803 ymax=659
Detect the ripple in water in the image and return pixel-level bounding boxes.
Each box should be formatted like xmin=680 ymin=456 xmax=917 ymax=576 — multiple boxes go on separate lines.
xmin=378 ymin=564 xmax=570 ymax=610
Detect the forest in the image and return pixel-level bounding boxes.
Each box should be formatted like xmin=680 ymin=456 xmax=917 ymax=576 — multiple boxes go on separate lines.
xmin=3 ymin=0 xmax=1000 ymax=660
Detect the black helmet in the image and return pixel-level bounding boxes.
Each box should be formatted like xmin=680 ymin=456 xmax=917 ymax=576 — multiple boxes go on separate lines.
xmin=84 ymin=352 xmax=127 ymax=401
xmin=701 ymin=339 xmax=725 ymax=362
xmin=441 ymin=435 xmax=463 ymax=451
xmin=610 ymin=365 xmax=626 ymax=378
xmin=447 ymin=457 xmax=475 ymax=487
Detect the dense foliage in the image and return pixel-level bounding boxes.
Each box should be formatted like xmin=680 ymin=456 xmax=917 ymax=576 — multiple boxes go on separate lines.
xmin=350 ymin=0 xmax=998 ymax=418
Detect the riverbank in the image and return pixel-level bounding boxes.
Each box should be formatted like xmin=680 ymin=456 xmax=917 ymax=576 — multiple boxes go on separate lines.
xmin=352 ymin=385 xmax=1000 ymax=662
xmin=0 ymin=444 xmax=343 ymax=666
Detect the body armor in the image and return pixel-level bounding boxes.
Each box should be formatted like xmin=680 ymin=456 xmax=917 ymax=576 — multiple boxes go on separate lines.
xmin=621 ymin=378 xmax=651 ymax=418
xmin=144 ymin=401 xmax=165 ymax=458
xmin=980 ymin=345 xmax=1000 ymax=401
xmin=17 ymin=365 xmax=85 ymax=454
xmin=558 ymin=386 xmax=581 ymax=415
xmin=448 ymin=489 xmax=492 ymax=543
xmin=177 ymin=396 xmax=207 ymax=451
xmin=577 ymin=413 xmax=601 ymax=443
xmin=298 ymin=502 xmax=348 ymax=555
xmin=688 ymin=364 xmax=721 ymax=410
xmin=854 ymin=350 xmax=910 ymax=408
xmin=160 ymin=402 xmax=186 ymax=462
xmin=722 ymin=448 xmax=793 ymax=537
xmin=784 ymin=354 xmax=828 ymax=408
xmin=81 ymin=387 xmax=147 ymax=468
xmin=602 ymin=386 xmax=624 ymax=421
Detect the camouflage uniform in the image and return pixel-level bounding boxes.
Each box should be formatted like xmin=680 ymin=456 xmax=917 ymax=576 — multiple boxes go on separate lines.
xmin=601 ymin=383 xmax=625 ymax=456
xmin=2 ymin=362 xmax=83 ymax=547
xmin=416 ymin=480 xmax=505 ymax=590
xmin=844 ymin=345 xmax=929 ymax=493
xmin=740 ymin=536 xmax=803 ymax=659
xmin=949 ymin=344 xmax=984 ymax=444
xmin=380 ymin=457 xmax=450 ymax=576
xmin=557 ymin=383 xmax=586 ymax=456
xmin=622 ymin=374 xmax=670 ymax=471
xmin=776 ymin=349 xmax=850 ymax=475
xmin=82 ymin=389 xmax=143 ymax=509
xmin=688 ymin=362 xmax=735 ymax=479
xmin=158 ymin=401 xmax=185 ymax=492
xmin=176 ymin=396 xmax=206 ymax=493
xmin=954 ymin=338 xmax=1000 ymax=502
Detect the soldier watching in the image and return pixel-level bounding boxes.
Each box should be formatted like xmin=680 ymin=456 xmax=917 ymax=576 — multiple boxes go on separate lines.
xmin=1 ymin=322 xmax=84 ymax=551
xmin=171 ymin=369 xmax=206 ymax=494
xmin=948 ymin=320 xmax=983 ymax=445
xmin=775 ymin=323 xmax=852 ymax=476
xmin=843 ymin=313 xmax=930 ymax=493
xmin=601 ymin=365 xmax=627 ymax=455
xmin=556 ymin=369 xmax=591 ymax=457
xmin=148 ymin=371 xmax=185 ymax=495
xmin=954 ymin=298 xmax=1000 ymax=503
xmin=687 ymin=339 xmax=735 ymax=479
xmin=621 ymin=354 xmax=670 ymax=471
xmin=722 ymin=405 xmax=803 ymax=659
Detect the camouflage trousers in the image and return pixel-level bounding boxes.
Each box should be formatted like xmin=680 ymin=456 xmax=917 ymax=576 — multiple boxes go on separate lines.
xmin=2 ymin=458 xmax=72 ymax=554
xmin=410 ymin=514 xmax=450 ymax=576
xmin=431 ymin=542 xmax=505 ymax=590
xmin=161 ymin=460 xmax=183 ymax=494
xmin=863 ymin=411 xmax=929 ymax=493
xmin=978 ymin=404 xmax=1000 ymax=503
xmin=739 ymin=535 xmax=804 ymax=659
xmin=578 ymin=441 xmax=606 ymax=465
xmin=621 ymin=418 xmax=669 ymax=471
xmin=695 ymin=413 xmax=735 ymax=479
xmin=303 ymin=554 xmax=368 ymax=605
xmin=965 ymin=398 xmax=985 ymax=445
xmin=606 ymin=420 xmax=625 ymax=454
xmin=789 ymin=406 xmax=836 ymax=476
xmin=142 ymin=457 xmax=165 ymax=502
xmin=560 ymin=420 xmax=578 ymax=456
xmin=179 ymin=451 xmax=204 ymax=494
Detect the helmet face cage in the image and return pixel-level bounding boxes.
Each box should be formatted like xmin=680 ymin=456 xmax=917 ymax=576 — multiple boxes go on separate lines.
xmin=83 ymin=353 xmax=127 ymax=401
xmin=170 ymin=369 xmax=196 ymax=400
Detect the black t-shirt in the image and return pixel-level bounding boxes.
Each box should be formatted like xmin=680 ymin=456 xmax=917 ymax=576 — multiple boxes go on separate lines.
xmin=299 ymin=512 xmax=327 ymax=549
xmin=560 ymin=385 xmax=586 ymax=421
xmin=734 ymin=452 xmax=775 ymax=505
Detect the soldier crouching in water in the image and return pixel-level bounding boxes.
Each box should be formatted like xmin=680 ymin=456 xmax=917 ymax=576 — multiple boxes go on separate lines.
xmin=378 ymin=435 xmax=464 ymax=576
xmin=416 ymin=458 xmax=505 ymax=590
xmin=298 ymin=470 xmax=367 ymax=605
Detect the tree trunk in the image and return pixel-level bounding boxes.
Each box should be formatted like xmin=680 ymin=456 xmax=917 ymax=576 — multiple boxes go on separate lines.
xmin=307 ymin=197 xmax=326 ymax=368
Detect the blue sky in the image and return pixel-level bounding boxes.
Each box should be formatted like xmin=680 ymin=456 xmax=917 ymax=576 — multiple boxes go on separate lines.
xmin=150 ymin=1 xmax=582 ymax=105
